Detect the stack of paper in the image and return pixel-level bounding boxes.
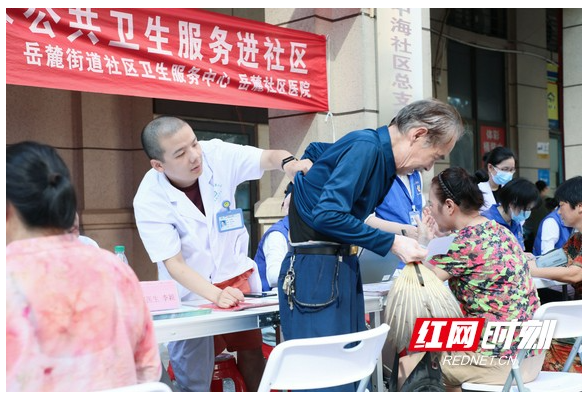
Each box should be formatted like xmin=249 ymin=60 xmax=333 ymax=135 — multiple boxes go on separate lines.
xmin=363 ymin=281 xmax=393 ymax=295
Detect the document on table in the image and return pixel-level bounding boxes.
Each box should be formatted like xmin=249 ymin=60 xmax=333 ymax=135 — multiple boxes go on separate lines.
xmin=151 ymin=305 xmax=212 ymax=320
xmin=425 ymin=234 xmax=456 ymax=259
xmin=363 ymin=281 xmax=394 ymax=295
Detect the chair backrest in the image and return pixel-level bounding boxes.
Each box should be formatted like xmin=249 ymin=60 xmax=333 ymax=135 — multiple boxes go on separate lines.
xmin=461 ymin=300 xmax=582 ymax=392
xmin=533 ymin=300 xmax=582 ymax=339
xmin=102 ymin=381 xmax=173 ymax=392
xmin=258 ymin=323 xmax=390 ymax=391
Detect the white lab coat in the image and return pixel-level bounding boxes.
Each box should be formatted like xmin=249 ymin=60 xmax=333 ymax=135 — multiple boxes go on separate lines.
xmin=478 ymin=181 xmax=496 ymax=212
xmin=134 ymin=139 xmax=264 ymax=301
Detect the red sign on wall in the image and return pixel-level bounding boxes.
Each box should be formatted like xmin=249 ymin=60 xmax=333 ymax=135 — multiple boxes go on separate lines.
xmin=6 ymin=8 xmax=328 ymax=112
xmin=480 ymin=125 xmax=506 ymax=157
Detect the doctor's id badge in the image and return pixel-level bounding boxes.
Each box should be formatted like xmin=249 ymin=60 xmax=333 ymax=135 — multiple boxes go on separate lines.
xmin=216 ymin=204 xmax=245 ymax=233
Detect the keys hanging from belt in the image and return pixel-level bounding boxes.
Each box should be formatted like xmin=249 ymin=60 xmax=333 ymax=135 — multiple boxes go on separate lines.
xmin=282 ymin=254 xmax=296 ymax=310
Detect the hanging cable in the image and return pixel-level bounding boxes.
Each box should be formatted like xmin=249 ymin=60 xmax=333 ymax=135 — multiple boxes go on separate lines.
xmin=429 ymin=27 xmax=559 ymax=66
xmin=324 ymin=34 xmax=336 ymax=143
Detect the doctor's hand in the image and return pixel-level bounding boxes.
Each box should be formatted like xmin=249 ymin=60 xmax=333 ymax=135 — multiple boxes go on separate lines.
xmin=391 ymin=235 xmax=428 ymax=264
xmin=284 ymin=159 xmax=313 ymax=180
xmin=216 ymin=286 xmax=245 ymax=308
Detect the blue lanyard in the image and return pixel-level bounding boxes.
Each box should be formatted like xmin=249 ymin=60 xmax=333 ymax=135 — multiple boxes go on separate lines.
xmin=406 ymin=172 xmax=423 ymax=210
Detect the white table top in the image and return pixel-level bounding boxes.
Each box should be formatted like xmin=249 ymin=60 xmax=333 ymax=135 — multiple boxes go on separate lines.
xmin=153 ymin=294 xmax=386 ymax=344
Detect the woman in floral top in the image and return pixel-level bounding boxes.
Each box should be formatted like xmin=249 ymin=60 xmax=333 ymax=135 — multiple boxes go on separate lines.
xmin=423 ymin=166 xmax=544 ymax=391
xmin=6 ymin=142 xmax=161 ymax=391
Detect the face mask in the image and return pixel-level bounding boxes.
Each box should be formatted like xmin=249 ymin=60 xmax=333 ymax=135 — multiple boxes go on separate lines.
xmin=492 ymin=168 xmax=514 ymax=185
xmin=511 ymin=209 xmax=531 ymax=224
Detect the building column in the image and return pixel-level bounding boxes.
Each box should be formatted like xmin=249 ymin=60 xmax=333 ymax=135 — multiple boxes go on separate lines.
xmin=562 ymin=9 xmax=582 ymax=179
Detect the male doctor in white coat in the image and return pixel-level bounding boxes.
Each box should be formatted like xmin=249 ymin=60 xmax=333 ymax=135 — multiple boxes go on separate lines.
xmin=134 ymin=116 xmax=310 ymax=392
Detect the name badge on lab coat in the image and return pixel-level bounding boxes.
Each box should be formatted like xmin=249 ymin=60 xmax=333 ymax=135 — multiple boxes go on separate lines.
xmin=217 ymin=208 xmax=245 ymax=232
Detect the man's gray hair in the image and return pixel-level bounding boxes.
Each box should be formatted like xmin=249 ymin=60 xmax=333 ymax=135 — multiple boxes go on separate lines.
xmin=141 ymin=116 xmax=189 ymax=160
xmin=390 ymin=99 xmax=464 ymax=146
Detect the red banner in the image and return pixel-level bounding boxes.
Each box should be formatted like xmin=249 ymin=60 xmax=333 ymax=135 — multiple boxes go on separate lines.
xmin=480 ymin=125 xmax=506 ymax=156
xmin=6 ymin=8 xmax=328 ymax=112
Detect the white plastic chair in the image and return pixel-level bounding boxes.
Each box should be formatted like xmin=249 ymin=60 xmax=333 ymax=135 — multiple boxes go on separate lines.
xmin=102 ymin=381 xmax=173 ymax=392
xmin=462 ymin=300 xmax=582 ymax=392
xmin=258 ymin=323 xmax=390 ymax=392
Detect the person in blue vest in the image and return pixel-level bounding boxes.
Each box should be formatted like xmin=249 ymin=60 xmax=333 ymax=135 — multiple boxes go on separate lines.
xmin=481 ymin=177 xmax=540 ymax=250
xmin=254 ymin=191 xmax=291 ymax=291
xmin=279 ymin=99 xmax=463 ymax=391
xmin=365 ymin=171 xmax=425 ymax=270
xmin=530 ymin=176 xmax=582 ymax=299
xmin=532 ymin=207 xmax=573 ymax=256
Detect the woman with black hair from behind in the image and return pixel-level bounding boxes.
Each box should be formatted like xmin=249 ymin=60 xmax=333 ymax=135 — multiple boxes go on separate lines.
xmin=6 ymin=141 xmax=161 ymax=391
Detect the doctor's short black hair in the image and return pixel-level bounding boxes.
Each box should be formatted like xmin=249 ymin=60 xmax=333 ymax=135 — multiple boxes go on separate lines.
xmin=141 ymin=115 xmax=190 ymax=161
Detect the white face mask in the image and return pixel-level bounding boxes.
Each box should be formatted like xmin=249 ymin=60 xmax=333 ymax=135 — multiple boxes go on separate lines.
xmin=491 ymin=167 xmax=514 ymax=185
xmin=511 ymin=208 xmax=531 ymax=223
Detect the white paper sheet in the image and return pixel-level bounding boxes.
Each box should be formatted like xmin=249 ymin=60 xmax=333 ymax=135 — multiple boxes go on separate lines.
xmin=426 ymin=234 xmax=456 ymax=259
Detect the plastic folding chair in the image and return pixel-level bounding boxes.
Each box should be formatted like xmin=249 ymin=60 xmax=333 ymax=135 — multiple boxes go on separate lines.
xmin=258 ymin=323 xmax=390 ymax=392
xmin=102 ymin=381 xmax=173 ymax=392
xmin=462 ymin=300 xmax=583 ymax=392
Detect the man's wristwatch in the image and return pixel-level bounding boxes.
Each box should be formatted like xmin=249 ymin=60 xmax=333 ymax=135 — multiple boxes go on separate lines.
xmin=281 ymin=155 xmax=297 ymax=170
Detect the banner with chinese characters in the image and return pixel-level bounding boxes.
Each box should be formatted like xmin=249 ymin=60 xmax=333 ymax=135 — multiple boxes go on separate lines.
xmin=479 ymin=125 xmax=506 ymax=157
xmin=6 ymin=8 xmax=328 ymax=112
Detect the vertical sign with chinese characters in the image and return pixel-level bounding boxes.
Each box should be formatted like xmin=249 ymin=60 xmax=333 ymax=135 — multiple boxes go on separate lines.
xmin=376 ymin=8 xmax=424 ymax=125
xmin=6 ymin=8 xmax=328 ymax=112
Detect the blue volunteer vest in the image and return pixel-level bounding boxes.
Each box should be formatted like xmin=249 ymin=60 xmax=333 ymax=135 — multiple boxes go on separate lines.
xmin=375 ymin=172 xmax=423 ymax=224
xmin=532 ymin=210 xmax=573 ymax=256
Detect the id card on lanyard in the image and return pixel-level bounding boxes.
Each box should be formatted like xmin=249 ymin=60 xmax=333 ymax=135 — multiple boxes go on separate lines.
xmin=216 ymin=200 xmax=245 ymax=233
xmin=408 ymin=173 xmax=423 ymax=226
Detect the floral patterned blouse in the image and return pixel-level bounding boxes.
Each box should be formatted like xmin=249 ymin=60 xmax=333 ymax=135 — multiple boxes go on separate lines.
xmin=6 ymin=234 xmax=161 ymax=391
xmin=428 ymin=219 xmax=540 ymax=358
xmin=563 ymin=231 xmax=582 ymax=300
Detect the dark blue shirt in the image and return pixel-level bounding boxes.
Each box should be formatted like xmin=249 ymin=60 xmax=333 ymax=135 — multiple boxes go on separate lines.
xmin=292 ymin=126 xmax=397 ymax=256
